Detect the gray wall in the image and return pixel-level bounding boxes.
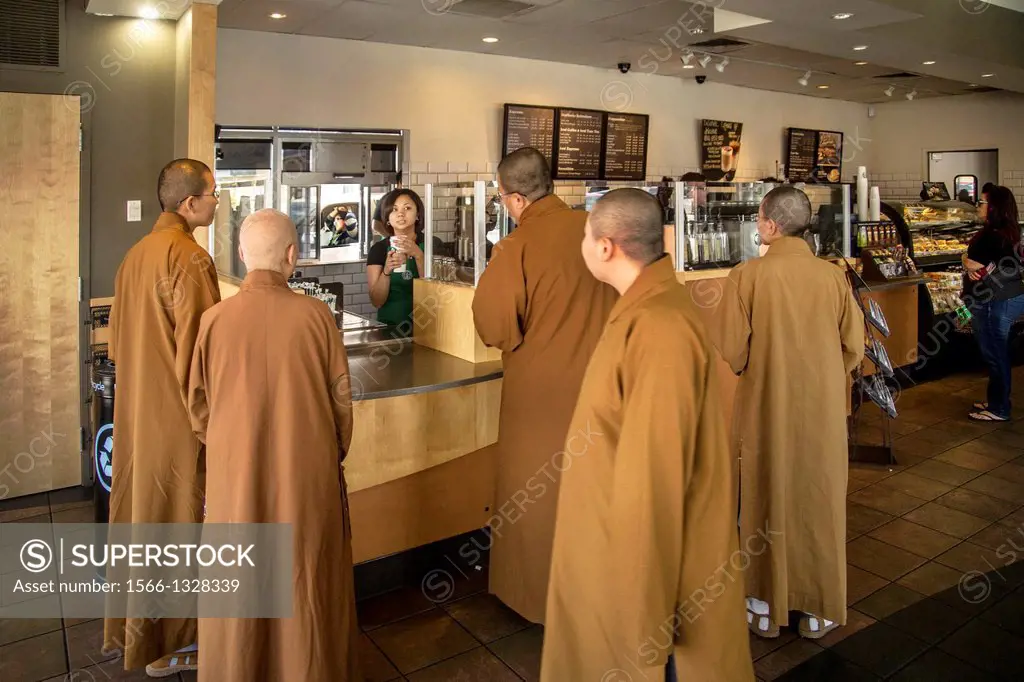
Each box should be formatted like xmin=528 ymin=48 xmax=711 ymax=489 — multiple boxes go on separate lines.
xmin=295 ymin=263 xmax=376 ymax=318
xmin=0 ymin=5 xmax=177 ymax=297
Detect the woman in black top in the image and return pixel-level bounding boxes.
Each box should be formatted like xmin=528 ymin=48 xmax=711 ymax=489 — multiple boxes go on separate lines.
xmin=964 ymin=186 xmax=1024 ymax=421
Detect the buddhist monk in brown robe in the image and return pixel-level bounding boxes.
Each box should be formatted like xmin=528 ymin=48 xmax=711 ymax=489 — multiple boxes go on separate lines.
xmin=542 ymin=189 xmax=754 ymax=682
xmin=709 ymin=186 xmax=865 ymax=640
xmin=104 ymin=159 xmax=221 ymax=676
xmin=187 ymin=208 xmax=360 ymax=681
xmin=472 ymin=147 xmax=618 ymax=624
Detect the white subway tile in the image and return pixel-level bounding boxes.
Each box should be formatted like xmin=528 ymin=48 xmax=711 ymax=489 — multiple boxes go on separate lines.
xmin=487 ymin=161 xmax=498 ymax=173
xmin=428 ymin=162 xmax=447 ymax=173
xmin=449 ymin=162 xmax=469 ymax=173
xmin=419 ymin=174 xmax=438 ymax=184
xmin=439 ymin=173 xmax=459 ymax=183
xmin=468 ymin=162 xmax=488 ymax=173
xmin=411 ymin=162 xmax=428 ymax=173
xmin=458 ymin=173 xmax=478 ymax=182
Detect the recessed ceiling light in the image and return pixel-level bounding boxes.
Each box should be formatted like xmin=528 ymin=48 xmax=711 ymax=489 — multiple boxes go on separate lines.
xmin=922 ymin=60 xmax=936 ymax=65
xmin=833 ymin=12 xmax=855 ymax=20
xmin=982 ymin=73 xmax=995 ymax=77
xmin=269 ymin=12 xmax=287 ymax=19
xmin=969 ymin=83 xmax=979 ymax=87
xmin=818 ymin=85 xmax=830 ymax=89
xmin=140 ymin=6 xmax=160 ymax=19
xmin=95 ymin=12 xmax=114 ymax=16
xmin=682 ymin=64 xmax=696 ymax=70
xmin=853 ymin=45 xmax=869 ymax=51
xmin=482 ymin=36 xmax=499 ymax=43
xmin=855 ymin=61 xmax=869 ymax=66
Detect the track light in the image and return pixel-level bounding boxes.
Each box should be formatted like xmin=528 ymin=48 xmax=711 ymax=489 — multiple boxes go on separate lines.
xmin=698 ymin=54 xmax=713 ymax=68
xmin=715 ymin=57 xmax=729 ymax=73
xmin=798 ymin=71 xmax=811 ymax=87
xmin=884 ymin=86 xmax=895 ymax=97
xmin=681 ymin=51 xmax=693 ymax=65
xmin=906 ymin=89 xmax=917 ymax=101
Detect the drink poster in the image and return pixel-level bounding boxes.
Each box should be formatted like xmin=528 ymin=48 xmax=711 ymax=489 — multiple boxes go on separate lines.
xmin=701 ymin=119 xmax=743 ymax=181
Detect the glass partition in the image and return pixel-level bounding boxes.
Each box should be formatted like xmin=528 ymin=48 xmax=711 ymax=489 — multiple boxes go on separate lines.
xmin=423 ymin=181 xmax=508 ymax=285
xmin=213 ymin=169 xmax=272 ymax=279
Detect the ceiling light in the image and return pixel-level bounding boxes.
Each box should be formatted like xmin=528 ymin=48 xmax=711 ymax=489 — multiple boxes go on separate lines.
xmin=269 ymin=12 xmax=287 ymax=19
xmin=691 ymin=28 xmax=704 ymax=35
xmin=140 ymin=6 xmax=160 ymax=19
xmin=482 ymin=36 xmax=499 ymax=43
xmin=969 ymin=83 xmax=979 ymax=87
xmin=833 ymin=12 xmax=855 ymax=20
xmin=798 ymin=71 xmax=811 ymax=87
xmin=906 ymin=90 xmax=917 ymax=100
xmin=884 ymin=86 xmax=895 ymax=97
xmin=922 ymin=60 xmax=936 ymax=65
xmin=853 ymin=45 xmax=869 ymax=51
xmin=698 ymin=54 xmax=713 ymax=68
xmin=855 ymin=61 xmax=869 ymax=66
xmin=818 ymin=85 xmax=830 ymax=89
xmin=715 ymin=57 xmax=729 ymax=73
xmin=682 ymin=64 xmax=696 ymax=70
xmin=681 ymin=51 xmax=693 ymax=65
xmin=982 ymin=73 xmax=995 ymax=77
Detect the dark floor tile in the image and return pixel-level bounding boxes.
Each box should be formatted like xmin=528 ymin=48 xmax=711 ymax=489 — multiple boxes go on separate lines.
xmin=875 ymin=472 xmax=956 ymax=501
xmin=892 ymin=437 xmax=955 ymax=459
xmin=889 ymin=648 xmax=997 ymax=682
xmin=749 ymin=629 xmax=799 ymax=661
xmin=904 ymin=503 xmax=991 ymax=539
xmin=0 ymin=618 xmax=62 ymax=647
xmin=934 ymin=573 xmax=1010 ymax=617
xmin=66 ymin=618 xmax=119 ymax=670
xmin=934 ymin=447 xmax=1008 ymax=473
xmin=848 ymin=466 xmax=897 ymax=486
xmin=753 ymin=639 xmax=823 ymax=681
xmin=998 ymin=507 xmax=1024 ymax=528
xmin=359 ymin=633 xmax=403 ymax=682
xmin=853 ymin=583 xmax=927 ymax=620
xmin=935 ymin=489 xmax=1019 ymax=523
xmin=357 ymin=586 xmax=440 ymax=631
xmin=939 ymin=618 xmax=1024 ymax=678
xmin=51 ymin=505 xmax=96 ymax=525
xmin=445 ymin=566 xmax=490 ymax=603
xmin=977 ymin=589 xmax=1024 ymax=638
xmin=441 ymin=593 xmax=530 ymax=644
xmin=815 ymin=609 xmax=876 ymax=649
xmin=407 ymin=646 xmax=519 ymax=682
xmin=830 ymin=621 xmax=929 ymax=678
xmin=846 ymin=566 xmax=890 ymax=606
xmin=847 ymin=503 xmax=896 ymax=538
xmin=974 ymin=428 xmax=1024 ymax=452
xmin=181 ymin=671 xmax=197 ymax=682
xmin=47 ymin=487 xmax=94 ymax=513
xmin=968 ymin=523 xmax=1024 ymax=551
xmin=0 ymin=493 xmax=50 ymax=523
xmin=906 ymin=459 xmax=984 ymax=486
xmin=988 ymin=461 xmax=1024 ymax=485
xmin=0 ymin=630 xmax=67 ymax=682
xmin=896 ymin=562 xmax=966 ymax=597
xmin=775 ymin=649 xmax=881 ymax=682
xmin=867 ymin=519 xmax=960 ymax=559
xmin=847 ymin=537 xmax=927 ymax=581
xmin=848 ymin=486 xmax=927 ymax=517
xmin=935 ymin=542 xmax=1021 ymax=582
xmin=368 ymin=610 xmax=477 ymax=675
xmin=963 ymin=473 xmax=1024 ymax=503
xmin=61 ymin=656 xmax=152 ymax=681
xmin=487 ymin=626 xmax=543 ymax=682
xmin=883 ymin=596 xmax=973 ymax=644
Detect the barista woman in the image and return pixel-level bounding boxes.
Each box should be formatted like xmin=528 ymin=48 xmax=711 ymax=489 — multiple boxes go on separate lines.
xmin=367 ymin=189 xmax=427 ymax=329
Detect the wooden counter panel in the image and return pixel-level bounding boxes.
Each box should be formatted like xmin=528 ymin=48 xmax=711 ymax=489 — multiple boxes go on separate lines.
xmin=349 ymin=444 xmax=496 ymax=564
xmin=346 ymin=379 xmax=501 ymax=493
xmin=859 ymin=284 xmax=919 ymax=373
xmin=413 ymin=279 xmax=501 ymax=363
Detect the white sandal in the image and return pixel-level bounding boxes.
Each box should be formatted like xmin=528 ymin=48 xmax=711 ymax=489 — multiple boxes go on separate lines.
xmin=798 ymin=614 xmax=839 ymax=639
xmin=746 ymin=597 xmax=780 ymax=639
xmin=145 ymin=653 xmax=198 ymax=678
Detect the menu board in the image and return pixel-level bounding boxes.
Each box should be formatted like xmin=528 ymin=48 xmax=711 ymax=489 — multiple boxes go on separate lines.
xmin=603 ymin=113 xmax=649 ymax=181
xmin=786 ymin=128 xmax=845 ymax=184
xmin=503 ymin=104 xmax=556 ymax=167
xmin=554 ymin=108 xmax=604 ymax=180
xmin=700 ymin=119 xmax=744 ymax=182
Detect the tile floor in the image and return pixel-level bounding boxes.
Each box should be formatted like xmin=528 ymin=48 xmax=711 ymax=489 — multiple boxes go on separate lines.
xmin=2 ymin=369 xmax=1024 ymax=681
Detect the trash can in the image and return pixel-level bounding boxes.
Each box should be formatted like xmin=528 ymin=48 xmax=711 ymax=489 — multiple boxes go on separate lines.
xmin=92 ymin=360 xmax=115 ymax=524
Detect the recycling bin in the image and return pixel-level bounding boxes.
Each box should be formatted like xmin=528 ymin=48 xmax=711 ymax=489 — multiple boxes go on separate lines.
xmin=92 ymin=360 xmax=115 ymax=524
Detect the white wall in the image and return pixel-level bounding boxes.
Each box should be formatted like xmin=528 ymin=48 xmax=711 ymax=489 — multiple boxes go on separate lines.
xmin=217 ymin=28 xmax=871 ymax=183
xmin=867 ymin=92 xmax=1024 ymax=203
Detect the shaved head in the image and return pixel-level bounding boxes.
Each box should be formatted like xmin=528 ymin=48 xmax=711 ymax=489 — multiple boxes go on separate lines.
xmin=590 ymin=188 xmax=665 ymax=265
xmin=761 ymin=186 xmax=812 ymax=236
xmin=158 ymin=158 xmax=212 ymax=212
xmin=239 ymin=209 xmax=298 ymax=275
xmin=498 ymin=147 xmax=552 ymax=202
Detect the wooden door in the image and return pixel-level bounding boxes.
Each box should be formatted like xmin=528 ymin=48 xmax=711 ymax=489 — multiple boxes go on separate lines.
xmin=0 ymin=92 xmax=82 ymax=499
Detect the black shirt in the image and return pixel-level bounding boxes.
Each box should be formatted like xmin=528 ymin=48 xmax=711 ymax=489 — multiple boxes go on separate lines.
xmin=965 ymin=228 xmax=1024 ymax=302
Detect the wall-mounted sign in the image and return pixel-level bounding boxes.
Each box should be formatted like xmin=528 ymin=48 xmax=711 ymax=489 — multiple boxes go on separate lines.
xmin=786 ymin=128 xmax=845 ymax=184
xmin=503 ymin=104 xmax=557 ymax=169
xmin=603 ymin=113 xmax=650 ymax=181
xmin=701 ymin=119 xmax=744 ymax=181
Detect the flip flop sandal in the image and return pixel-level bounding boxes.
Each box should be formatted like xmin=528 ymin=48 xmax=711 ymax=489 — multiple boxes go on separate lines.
xmin=145 ymin=653 xmax=198 ymax=678
xmin=973 ymin=402 xmax=988 ymax=410
xmin=747 ymin=605 xmax=780 ymax=639
xmin=798 ymin=615 xmax=839 ymax=640
xmin=969 ymin=410 xmax=1008 ymax=422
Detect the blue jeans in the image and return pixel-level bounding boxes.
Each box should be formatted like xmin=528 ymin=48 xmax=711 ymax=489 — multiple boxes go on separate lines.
xmin=971 ymin=296 xmax=1024 ymax=418
xmin=666 ymin=654 xmax=677 ymax=682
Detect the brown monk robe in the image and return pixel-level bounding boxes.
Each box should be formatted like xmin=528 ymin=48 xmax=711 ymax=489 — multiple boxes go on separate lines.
xmin=708 ymin=186 xmax=864 ymax=640
xmin=473 ymin=148 xmax=618 ymax=623
xmin=542 ymin=189 xmax=754 ymax=682
xmin=187 ymin=209 xmax=360 ymax=682
xmin=104 ymin=160 xmax=221 ymax=672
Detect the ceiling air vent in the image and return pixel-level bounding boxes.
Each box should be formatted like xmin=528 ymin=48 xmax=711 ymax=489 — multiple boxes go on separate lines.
xmin=690 ymin=38 xmax=751 ymax=49
xmin=967 ymin=86 xmax=1001 ymax=93
xmin=0 ymin=0 xmax=62 ymax=69
xmin=873 ymin=72 xmax=921 ymax=79
xmin=447 ymin=0 xmax=537 ymax=18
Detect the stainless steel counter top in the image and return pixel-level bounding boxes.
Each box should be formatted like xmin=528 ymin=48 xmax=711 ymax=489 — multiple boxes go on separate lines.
xmin=347 ymin=339 xmax=502 ymax=401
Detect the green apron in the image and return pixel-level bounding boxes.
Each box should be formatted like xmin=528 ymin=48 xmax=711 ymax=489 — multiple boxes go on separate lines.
xmin=376 ymin=242 xmax=421 ymax=328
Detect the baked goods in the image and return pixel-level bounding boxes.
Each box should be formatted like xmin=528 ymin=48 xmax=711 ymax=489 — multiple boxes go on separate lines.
xmin=913 ymin=235 xmax=966 ymax=256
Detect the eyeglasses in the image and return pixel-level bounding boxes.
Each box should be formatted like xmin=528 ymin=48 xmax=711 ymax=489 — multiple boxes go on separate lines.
xmin=496 ymin=190 xmax=521 ymax=201
xmin=177 ymin=189 xmax=220 ymax=206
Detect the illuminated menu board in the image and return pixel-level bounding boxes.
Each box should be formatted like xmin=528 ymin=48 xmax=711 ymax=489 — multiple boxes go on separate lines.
xmin=503 ymin=104 xmax=556 ymax=167
xmin=554 ymin=108 xmax=604 ymax=180
xmin=603 ymin=113 xmax=649 ymax=181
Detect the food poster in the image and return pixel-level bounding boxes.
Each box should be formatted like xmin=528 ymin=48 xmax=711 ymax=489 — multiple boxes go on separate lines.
xmin=701 ymin=119 xmax=743 ymax=181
